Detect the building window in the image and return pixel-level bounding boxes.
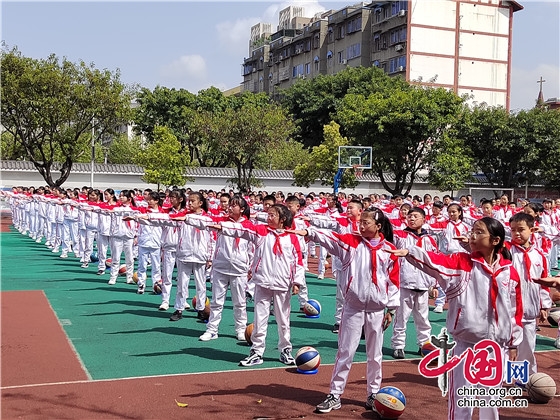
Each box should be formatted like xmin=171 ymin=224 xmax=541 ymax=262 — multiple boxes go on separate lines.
xmin=373 ymin=33 xmax=381 ymax=52
xmin=392 ymin=1 xmax=408 ymax=16
xmin=347 ymin=17 xmax=362 ymax=34
xmin=375 ymin=8 xmax=382 ymax=23
xmin=347 ymin=43 xmax=361 ymax=60
xmin=336 ymin=25 xmax=345 ymax=40
xmin=292 ymin=64 xmax=304 ymax=78
xmin=389 ymin=56 xmax=407 ymax=73
xmin=338 ymin=51 xmax=345 ymax=63
xmin=305 ymin=62 xmax=311 ymax=74
xmin=313 ymin=34 xmax=320 ymax=49
xmin=327 ymin=27 xmax=334 ymax=43
xmin=382 ymin=35 xmax=387 ymax=50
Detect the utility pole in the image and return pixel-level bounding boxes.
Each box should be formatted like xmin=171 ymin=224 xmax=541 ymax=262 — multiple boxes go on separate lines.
xmin=90 ymin=117 xmax=95 ymax=187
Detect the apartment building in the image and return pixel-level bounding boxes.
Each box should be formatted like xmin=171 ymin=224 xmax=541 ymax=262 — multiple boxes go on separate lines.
xmin=241 ymin=0 xmax=523 ymax=109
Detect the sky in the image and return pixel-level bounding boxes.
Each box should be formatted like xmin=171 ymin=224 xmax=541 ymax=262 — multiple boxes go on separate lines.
xmin=2 ymin=0 xmax=559 ymax=111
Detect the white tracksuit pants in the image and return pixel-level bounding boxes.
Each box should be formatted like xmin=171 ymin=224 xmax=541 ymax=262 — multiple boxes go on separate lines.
xmin=517 ymin=321 xmax=538 ymax=376
xmin=448 ymin=340 xmax=503 ymax=420
xmin=109 ymin=237 xmax=134 ymax=282
xmin=96 ymin=234 xmax=110 ymax=271
xmin=175 ymin=261 xmax=206 ymax=311
xmin=62 ymin=220 xmax=78 ymax=254
xmin=77 ymin=228 xmax=87 ymax=259
xmin=205 ymin=272 xmax=248 ymax=335
xmin=435 ymin=286 xmax=447 ymax=307
xmin=83 ymin=229 xmax=97 ymax=262
xmin=250 ymin=285 xmax=292 ymax=356
xmin=137 ymin=246 xmax=162 ymax=287
xmin=317 ymin=245 xmax=328 ymax=276
xmin=330 ymin=307 xmax=385 ymax=397
xmin=391 ymin=288 xmax=432 ymax=350
xmin=161 ymin=248 xmax=177 ymax=305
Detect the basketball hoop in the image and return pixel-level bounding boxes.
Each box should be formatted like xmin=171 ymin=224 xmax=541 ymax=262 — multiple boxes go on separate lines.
xmin=352 ymin=164 xmax=364 ymax=179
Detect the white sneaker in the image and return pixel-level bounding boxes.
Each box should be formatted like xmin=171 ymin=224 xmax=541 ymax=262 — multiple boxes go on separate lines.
xmin=60 ymin=253 xmax=68 ymax=259
xmin=35 ymin=238 xmax=42 ymax=243
xmin=108 ymin=278 xmax=117 ymax=285
xmin=317 ymin=273 xmax=325 ymax=280
xmin=126 ymin=278 xmax=134 ymax=284
xmin=184 ymin=302 xmax=191 ymax=310
xmin=555 ymin=337 xmax=560 ymax=349
xmin=199 ymin=331 xmax=218 ymax=341
xmin=433 ymin=305 xmax=444 ymax=313
xmin=159 ymin=302 xmax=169 ymax=311
xmin=237 ymin=331 xmax=246 ymax=341
xmin=52 ymin=248 xmax=59 ymax=253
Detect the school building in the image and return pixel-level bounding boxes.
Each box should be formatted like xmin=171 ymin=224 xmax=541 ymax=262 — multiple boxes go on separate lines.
xmin=242 ymin=0 xmax=523 ymax=109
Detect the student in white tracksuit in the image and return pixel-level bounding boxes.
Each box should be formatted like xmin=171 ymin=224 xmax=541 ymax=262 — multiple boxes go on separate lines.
xmin=51 ymin=191 xmax=65 ymax=253
xmin=307 ymin=208 xmax=400 ymax=414
xmin=215 ymin=204 xmax=304 ymax=367
xmin=150 ymin=190 xmax=186 ymax=311
xmin=81 ymin=190 xmax=102 ymax=267
xmin=391 ymin=207 xmax=438 ymax=359
xmin=505 ymin=213 xmax=552 ymax=376
xmin=390 ymin=217 xmax=523 ymax=420
xmin=192 ymin=195 xmax=254 ymax=342
xmin=425 ymin=203 xmax=471 ymax=313
xmin=61 ymin=191 xmax=80 ymax=258
xmin=105 ymin=190 xmax=138 ymax=285
xmin=160 ymin=192 xmax=214 ymax=322
xmin=132 ymin=191 xmax=163 ymax=294
xmin=306 ymin=199 xmax=363 ymax=333
xmin=94 ymin=189 xmax=118 ymax=274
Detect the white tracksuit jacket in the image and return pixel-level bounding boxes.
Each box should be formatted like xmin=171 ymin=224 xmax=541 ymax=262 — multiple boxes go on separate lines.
xmin=405 ymin=246 xmax=523 ymax=347
xmin=393 ymin=229 xmax=438 ymax=290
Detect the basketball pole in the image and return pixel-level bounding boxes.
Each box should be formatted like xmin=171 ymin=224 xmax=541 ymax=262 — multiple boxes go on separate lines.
xmin=90 ymin=117 xmax=95 ymax=188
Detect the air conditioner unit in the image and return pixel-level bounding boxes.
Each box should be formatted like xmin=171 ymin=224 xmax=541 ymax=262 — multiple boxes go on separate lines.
xmin=279 ymin=55 xmax=284 ymax=61
xmin=398 ymin=9 xmax=406 ymax=17
xmin=295 ymin=48 xmax=301 ymax=54
xmin=398 ymin=66 xmax=404 ymax=71
xmin=252 ymin=68 xmax=257 ymax=73
xmin=395 ymin=44 xmax=404 ymax=52
xmin=341 ymin=59 xmax=347 ymax=65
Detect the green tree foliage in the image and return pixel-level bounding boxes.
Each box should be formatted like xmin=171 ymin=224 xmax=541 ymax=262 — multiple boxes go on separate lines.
xmin=293 ymin=121 xmax=358 ymax=189
xmin=106 ymin=134 xmax=143 ymax=164
xmin=427 ymin=133 xmax=474 ymax=194
xmin=516 ymin=107 xmax=560 ymax=191
xmin=0 ymin=131 xmax=26 ymax=160
xmin=135 ymin=126 xmax=190 ymax=189
xmin=256 ymin=139 xmax=310 ymax=170
xmin=1 ymin=47 xmax=132 ymax=187
xmin=281 ymin=66 xmax=408 ymax=148
xmin=338 ymin=86 xmax=464 ymax=196
xmin=208 ymin=101 xmax=294 ymax=192
xmin=456 ymin=105 xmax=560 ymax=188
xmin=133 ymin=86 xmax=230 ymax=167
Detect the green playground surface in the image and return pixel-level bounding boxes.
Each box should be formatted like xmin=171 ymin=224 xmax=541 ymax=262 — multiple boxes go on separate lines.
xmin=1 ymin=227 xmax=557 ymax=381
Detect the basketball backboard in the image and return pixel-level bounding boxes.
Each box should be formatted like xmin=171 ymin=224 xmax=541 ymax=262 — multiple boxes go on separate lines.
xmin=338 ymin=146 xmax=372 ymax=169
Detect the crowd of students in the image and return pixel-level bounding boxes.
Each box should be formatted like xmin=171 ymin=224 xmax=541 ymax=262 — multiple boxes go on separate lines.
xmin=3 ymin=185 xmax=560 ymax=420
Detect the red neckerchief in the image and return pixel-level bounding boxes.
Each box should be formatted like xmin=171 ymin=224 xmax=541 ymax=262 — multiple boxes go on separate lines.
xmin=511 ymin=242 xmax=533 ymax=283
xmin=473 ymin=254 xmax=509 ymax=323
xmin=267 ymin=227 xmax=288 ymax=255
xmin=361 ymin=234 xmax=386 ymax=288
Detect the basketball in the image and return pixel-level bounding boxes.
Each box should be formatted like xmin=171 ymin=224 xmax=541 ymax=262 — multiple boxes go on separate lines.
xmin=105 ymin=258 xmax=112 ymax=268
xmin=303 ymin=299 xmax=321 ymax=318
xmin=118 ymin=264 xmax=127 ymax=276
xmin=90 ymin=252 xmax=99 ymax=263
xmin=295 ymin=346 xmax=321 ymax=373
xmin=373 ymin=386 xmax=406 ymax=419
xmin=420 ymin=341 xmax=437 ymax=357
xmin=547 ymin=308 xmax=560 ymax=327
xmin=527 ymin=372 xmax=556 ymax=403
xmin=199 ymin=305 xmax=211 ymax=321
xmin=153 ymin=281 xmax=162 ymax=295
xmin=192 ymin=296 xmax=210 ymax=309
xmin=132 ymin=272 xmax=139 ymax=284
xmin=244 ymin=323 xmax=254 ymax=345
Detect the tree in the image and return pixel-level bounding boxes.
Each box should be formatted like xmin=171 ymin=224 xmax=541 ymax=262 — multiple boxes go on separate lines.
xmin=427 ymin=133 xmax=474 ymax=195
xmin=281 ymin=66 xmax=408 ymax=149
xmin=293 ymin=121 xmax=359 ymax=189
xmin=338 ymin=86 xmax=464 ymax=196
xmin=256 ymin=139 xmax=310 ymax=170
xmin=455 ymin=105 xmax=558 ymax=189
xmin=1 ymin=46 xmax=132 ymax=187
xmin=135 ymin=126 xmax=190 ymax=190
xmin=106 ymin=134 xmax=143 ymax=164
xmin=133 ymin=86 xmax=229 ymax=167
xmin=208 ymin=101 xmax=294 ymax=192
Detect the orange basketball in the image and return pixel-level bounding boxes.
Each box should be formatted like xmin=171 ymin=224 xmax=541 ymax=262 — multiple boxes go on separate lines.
xmin=244 ymin=323 xmax=254 ymax=345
